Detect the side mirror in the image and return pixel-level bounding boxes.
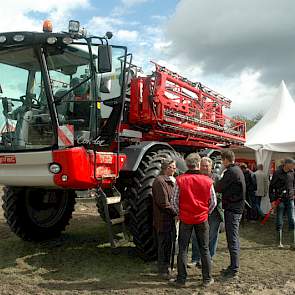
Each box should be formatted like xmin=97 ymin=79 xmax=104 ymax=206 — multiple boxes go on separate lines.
xmin=2 ymin=97 xmax=13 ymax=115
xmin=100 ymin=76 xmax=112 ymax=93
xmin=98 ymin=45 xmax=112 ymax=73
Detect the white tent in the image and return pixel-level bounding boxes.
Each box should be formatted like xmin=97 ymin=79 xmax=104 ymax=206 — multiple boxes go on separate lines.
xmin=246 ymin=80 xmax=295 ymax=163
xmin=245 ymin=81 xmax=295 ymax=212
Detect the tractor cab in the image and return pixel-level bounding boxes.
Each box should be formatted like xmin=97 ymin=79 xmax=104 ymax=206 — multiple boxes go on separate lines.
xmin=0 ymin=20 xmax=129 ymax=152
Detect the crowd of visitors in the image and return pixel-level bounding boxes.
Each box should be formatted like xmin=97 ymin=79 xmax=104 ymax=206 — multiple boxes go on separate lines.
xmin=152 ymin=150 xmax=295 ymax=288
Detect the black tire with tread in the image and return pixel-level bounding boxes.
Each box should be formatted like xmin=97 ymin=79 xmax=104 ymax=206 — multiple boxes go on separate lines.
xmin=2 ymin=187 xmax=76 ymax=241
xmin=124 ymin=148 xmax=182 ymax=260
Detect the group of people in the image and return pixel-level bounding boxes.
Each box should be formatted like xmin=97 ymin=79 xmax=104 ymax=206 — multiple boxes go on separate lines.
xmin=239 ymin=158 xmax=295 ymax=248
xmin=152 ymin=150 xmax=295 ymax=288
xmin=240 ymin=163 xmax=268 ymax=221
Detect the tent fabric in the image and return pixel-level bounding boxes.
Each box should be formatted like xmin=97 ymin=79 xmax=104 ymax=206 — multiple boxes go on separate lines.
xmin=245 ymin=81 xmax=295 ymax=153
xmin=255 ymin=149 xmax=272 ymax=174
xmin=245 ymin=81 xmax=295 ymax=213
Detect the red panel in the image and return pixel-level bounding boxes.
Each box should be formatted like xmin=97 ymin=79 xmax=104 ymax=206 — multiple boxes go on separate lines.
xmin=52 ymin=147 xmax=126 ymax=189
xmin=129 ymin=77 xmax=155 ymax=125
xmin=53 ymin=147 xmax=96 ymax=189
xmin=95 ymin=152 xmax=126 ymax=179
xmin=129 ymin=78 xmax=141 ymax=123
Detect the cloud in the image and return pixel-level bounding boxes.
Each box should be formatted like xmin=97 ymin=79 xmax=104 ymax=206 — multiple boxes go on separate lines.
xmin=215 ymin=70 xmax=278 ymax=117
xmin=117 ymin=30 xmax=138 ymax=42
xmin=160 ymin=0 xmax=295 ymax=116
xmin=153 ymin=41 xmax=172 ymax=51
xmin=112 ymin=0 xmax=150 ymax=16
xmin=87 ymin=16 xmax=124 ymax=36
xmin=120 ymin=0 xmax=149 ymax=7
xmin=165 ymin=0 xmax=295 ymax=86
xmin=1 ymin=0 xmax=90 ymax=32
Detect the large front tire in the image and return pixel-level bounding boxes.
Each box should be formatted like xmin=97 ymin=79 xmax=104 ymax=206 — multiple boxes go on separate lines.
xmin=125 ymin=149 xmax=182 ymax=260
xmin=2 ymin=187 xmax=76 ymax=240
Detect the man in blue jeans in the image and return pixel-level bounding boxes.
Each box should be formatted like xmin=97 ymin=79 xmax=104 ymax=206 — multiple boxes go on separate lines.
xmin=191 ymin=157 xmax=224 ymax=267
xmin=216 ymin=150 xmax=246 ymax=279
xmin=269 ymin=158 xmax=295 ymax=248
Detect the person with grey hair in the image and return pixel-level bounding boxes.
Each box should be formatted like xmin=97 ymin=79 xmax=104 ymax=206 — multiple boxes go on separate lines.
xmin=152 ymin=157 xmax=177 ymax=279
xmin=269 ymin=158 xmax=295 ymax=248
xmin=190 ymin=156 xmax=224 ymax=267
xmin=253 ymin=164 xmax=268 ymax=220
xmin=170 ymin=153 xmax=216 ymax=288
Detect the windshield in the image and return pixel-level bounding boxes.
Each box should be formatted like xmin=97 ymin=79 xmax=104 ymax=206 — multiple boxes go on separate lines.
xmin=0 ymin=43 xmax=127 ymax=151
xmin=0 ymin=47 xmax=54 ymax=151
xmin=52 ymin=45 xmax=128 ymax=145
xmin=47 ymin=44 xmax=92 ymax=145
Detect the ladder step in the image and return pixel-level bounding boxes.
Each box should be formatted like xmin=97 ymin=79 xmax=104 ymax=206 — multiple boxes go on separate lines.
xmin=111 ymin=217 xmax=125 ymax=225
xmin=106 ymin=196 xmax=121 ymax=205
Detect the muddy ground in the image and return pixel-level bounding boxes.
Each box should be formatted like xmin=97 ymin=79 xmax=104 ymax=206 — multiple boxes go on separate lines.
xmin=0 ymin=191 xmax=294 ymax=295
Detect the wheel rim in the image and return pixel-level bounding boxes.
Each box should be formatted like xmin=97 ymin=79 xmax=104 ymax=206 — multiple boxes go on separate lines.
xmin=25 ymin=190 xmax=69 ymax=228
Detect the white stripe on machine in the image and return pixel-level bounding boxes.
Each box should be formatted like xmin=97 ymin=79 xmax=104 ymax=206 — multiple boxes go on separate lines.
xmin=58 ymin=125 xmax=74 ymax=147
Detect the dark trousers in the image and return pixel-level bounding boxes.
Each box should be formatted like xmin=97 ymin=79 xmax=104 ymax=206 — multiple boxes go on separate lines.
xmin=177 ymin=221 xmax=212 ymax=282
xmin=224 ymin=210 xmax=242 ymax=272
xmin=157 ymin=229 xmax=174 ymax=274
xmin=192 ymin=210 xmax=222 ymax=261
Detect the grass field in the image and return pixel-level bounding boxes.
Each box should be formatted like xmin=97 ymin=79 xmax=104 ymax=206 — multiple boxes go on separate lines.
xmin=0 ymin=198 xmax=295 ymax=295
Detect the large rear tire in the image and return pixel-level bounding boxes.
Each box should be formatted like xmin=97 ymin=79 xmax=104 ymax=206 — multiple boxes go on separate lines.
xmin=2 ymin=187 xmax=76 ymax=240
xmin=124 ymin=148 xmax=182 ymax=260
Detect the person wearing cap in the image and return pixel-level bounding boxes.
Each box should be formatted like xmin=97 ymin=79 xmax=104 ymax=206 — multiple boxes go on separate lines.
xmin=152 ymin=158 xmax=177 ymax=279
xmin=269 ymin=158 xmax=295 ymax=248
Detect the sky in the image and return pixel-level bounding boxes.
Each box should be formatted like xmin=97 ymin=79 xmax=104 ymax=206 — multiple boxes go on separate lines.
xmin=1 ymin=0 xmax=295 ymax=117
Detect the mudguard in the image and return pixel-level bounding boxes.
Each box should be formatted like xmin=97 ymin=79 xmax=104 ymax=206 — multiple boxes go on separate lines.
xmin=120 ymin=141 xmax=173 ymax=172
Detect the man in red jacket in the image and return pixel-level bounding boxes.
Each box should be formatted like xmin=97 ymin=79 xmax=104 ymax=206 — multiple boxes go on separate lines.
xmin=170 ymin=153 xmax=216 ymax=287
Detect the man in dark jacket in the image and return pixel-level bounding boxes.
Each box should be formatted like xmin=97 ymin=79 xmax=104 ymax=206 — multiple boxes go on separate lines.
xmin=240 ymin=163 xmax=257 ymax=220
xmin=216 ymin=150 xmax=246 ymax=279
xmin=269 ymin=158 xmax=295 ymax=248
xmin=152 ymin=158 xmax=177 ymax=278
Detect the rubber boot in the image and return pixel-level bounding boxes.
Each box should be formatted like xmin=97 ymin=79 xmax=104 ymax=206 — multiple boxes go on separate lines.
xmin=277 ymin=230 xmax=284 ymax=248
xmin=290 ymin=230 xmax=295 ymax=250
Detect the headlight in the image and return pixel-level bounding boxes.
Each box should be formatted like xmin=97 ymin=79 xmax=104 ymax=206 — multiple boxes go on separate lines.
xmin=63 ymin=37 xmax=73 ymax=44
xmin=49 ymin=163 xmax=61 ymax=174
xmin=0 ymin=36 xmax=7 ymax=43
xmin=47 ymin=37 xmax=57 ymax=44
xmin=69 ymin=20 xmax=80 ymax=33
xmin=13 ymin=34 xmax=25 ymax=42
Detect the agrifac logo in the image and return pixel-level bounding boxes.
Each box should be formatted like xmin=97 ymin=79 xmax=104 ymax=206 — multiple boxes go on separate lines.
xmin=0 ymin=155 xmax=16 ymax=164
